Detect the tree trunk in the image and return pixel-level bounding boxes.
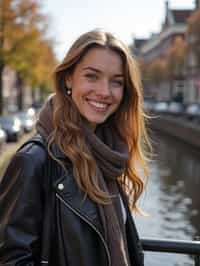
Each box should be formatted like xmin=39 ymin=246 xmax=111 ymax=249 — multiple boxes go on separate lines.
xmin=39 ymin=85 xmax=46 ymax=104
xmin=16 ymin=73 xmax=23 ymax=111
xmin=31 ymin=87 xmax=36 ymax=106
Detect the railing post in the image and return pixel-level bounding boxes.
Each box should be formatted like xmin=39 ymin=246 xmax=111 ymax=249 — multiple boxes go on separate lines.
xmin=194 ymin=236 xmax=200 ymax=266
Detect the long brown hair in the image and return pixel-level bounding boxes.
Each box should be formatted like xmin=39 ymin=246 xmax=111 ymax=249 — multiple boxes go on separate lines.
xmin=49 ymin=29 xmax=151 ymax=210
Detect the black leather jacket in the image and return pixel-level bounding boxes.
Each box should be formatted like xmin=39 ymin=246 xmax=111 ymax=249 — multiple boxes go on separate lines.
xmin=0 ymin=135 xmax=144 ymax=266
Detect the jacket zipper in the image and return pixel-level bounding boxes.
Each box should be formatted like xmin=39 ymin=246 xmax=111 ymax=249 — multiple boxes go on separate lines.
xmin=56 ymin=193 xmax=111 ymax=266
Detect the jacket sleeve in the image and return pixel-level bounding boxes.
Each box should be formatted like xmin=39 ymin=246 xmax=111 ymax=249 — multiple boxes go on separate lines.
xmin=0 ymin=151 xmax=44 ymax=265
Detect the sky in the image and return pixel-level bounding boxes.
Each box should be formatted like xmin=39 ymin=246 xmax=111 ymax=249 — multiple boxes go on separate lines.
xmin=42 ymin=0 xmax=195 ymax=60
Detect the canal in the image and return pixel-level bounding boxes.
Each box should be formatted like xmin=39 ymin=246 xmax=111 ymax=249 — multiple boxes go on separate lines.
xmin=135 ymin=131 xmax=200 ymax=266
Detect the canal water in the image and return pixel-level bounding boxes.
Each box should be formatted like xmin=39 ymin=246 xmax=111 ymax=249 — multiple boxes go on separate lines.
xmin=135 ymin=132 xmax=200 ymax=266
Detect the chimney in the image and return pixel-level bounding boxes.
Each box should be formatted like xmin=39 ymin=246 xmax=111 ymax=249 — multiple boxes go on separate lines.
xmin=165 ymin=0 xmax=169 ymax=12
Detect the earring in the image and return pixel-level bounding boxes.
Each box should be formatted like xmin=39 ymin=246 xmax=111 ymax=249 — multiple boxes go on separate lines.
xmin=66 ymin=88 xmax=72 ymax=96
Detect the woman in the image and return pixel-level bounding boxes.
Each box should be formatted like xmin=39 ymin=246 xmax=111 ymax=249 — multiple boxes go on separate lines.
xmin=0 ymin=30 xmax=150 ymax=266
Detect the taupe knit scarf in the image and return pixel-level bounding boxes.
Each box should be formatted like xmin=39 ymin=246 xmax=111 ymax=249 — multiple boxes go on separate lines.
xmin=36 ymin=95 xmax=131 ymax=266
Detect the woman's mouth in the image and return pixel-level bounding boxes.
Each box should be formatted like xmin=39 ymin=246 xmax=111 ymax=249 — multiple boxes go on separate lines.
xmin=87 ymin=100 xmax=110 ymax=111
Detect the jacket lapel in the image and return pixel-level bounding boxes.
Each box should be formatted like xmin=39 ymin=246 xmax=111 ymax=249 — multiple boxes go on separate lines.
xmin=52 ymin=165 xmax=103 ymax=234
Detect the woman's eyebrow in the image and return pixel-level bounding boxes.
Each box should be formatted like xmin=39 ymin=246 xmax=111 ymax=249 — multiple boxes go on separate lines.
xmin=83 ymin=66 xmax=124 ymax=77
xmin=114 ymin=74 xmax=124 ymax=78
xmin=82 ymin=66 xmax=101 ymax=73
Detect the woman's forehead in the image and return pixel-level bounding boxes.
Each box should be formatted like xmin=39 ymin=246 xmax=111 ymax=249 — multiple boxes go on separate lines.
xmin=76 ymin=47 xmax=124 ymax=75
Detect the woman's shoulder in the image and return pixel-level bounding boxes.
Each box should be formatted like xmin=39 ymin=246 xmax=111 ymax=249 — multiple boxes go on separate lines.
xmin=10 ymin=134 xmax=48 ymax=176
xmin=0 ymin=135 xmax=49 ymax=194
xmin=18 ymin=134 xmax=47 ymax=160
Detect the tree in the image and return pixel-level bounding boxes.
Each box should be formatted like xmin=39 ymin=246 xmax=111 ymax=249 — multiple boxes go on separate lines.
xmin=0 ymin=0 xmax=49 ymax=113
xmin=166 ymin=36 xmax=187 ymax=80
xmin=138 ymin=58 xmax=168 ymax=100
xmin=148 ymin=58 xmax=167 ymax=87
xmin=165 ymin=36 xmax=187 ymax=97
xmin=10 ymin=30 xmax=57 ymax=109
xmin=30 ymin=38 xmax=57 ymax=103
xmin=187 ymin=9 xmax=200 ymax=68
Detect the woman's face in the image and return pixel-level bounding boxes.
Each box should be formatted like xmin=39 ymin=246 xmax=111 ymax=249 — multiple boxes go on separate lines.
xmin=66 ymin=47 xmax=124 ymax=129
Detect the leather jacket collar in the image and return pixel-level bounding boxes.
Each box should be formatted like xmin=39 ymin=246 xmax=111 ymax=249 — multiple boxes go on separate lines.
xmin=52 ymin=159 xmax=104 ymax=234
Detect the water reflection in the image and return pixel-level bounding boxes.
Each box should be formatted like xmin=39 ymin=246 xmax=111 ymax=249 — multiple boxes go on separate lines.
xmin=135 ymin=132 xmax=200 ymax=266
xmin=156 ymin=132 xmax=200 ymax=236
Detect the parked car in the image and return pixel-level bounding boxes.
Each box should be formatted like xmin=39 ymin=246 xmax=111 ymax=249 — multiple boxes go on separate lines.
xmin=27 ymin=107 xmax=36 ymax=117
xmin=167 ymin=102 xmax=184 ymax=116
xmin=31 ymin=102 xmax=42 ymax=113
xmin=0 ymin=125 xmax=7 ymax=149
xmin=0 ymin=115 xmax=23 ymax=142
xmin=185 ymin=103 xmax=200 ymax=120
xmin=153 ymin=101 xmax=168 ymax=114
xmin=16 ymin=111 xmax=36 ymax=133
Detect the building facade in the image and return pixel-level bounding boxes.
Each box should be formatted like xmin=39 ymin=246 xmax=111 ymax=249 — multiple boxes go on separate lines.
xmin=2 ymin=67 xmax=33 ymax=114
xmin=133 ymin=1 xmax=200 ymax=103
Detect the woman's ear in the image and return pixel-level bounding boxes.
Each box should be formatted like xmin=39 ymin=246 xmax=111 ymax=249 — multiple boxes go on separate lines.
xmin=65 ymin=76 xmax=72 ymax=89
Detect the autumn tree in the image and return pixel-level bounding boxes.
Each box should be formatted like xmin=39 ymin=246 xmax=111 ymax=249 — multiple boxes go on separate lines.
xmin=164 ymin=36 xmax=187 ymax=97
xmin=30 ymin=38 xmax=57 ymax=103
xmin=148 ymin=58 xmax=167 ymax=87
xmin=9 ymin=27 xmax=42 ymax=110
xmin=166 ymin=36 xmax=187 ymax=80
xmin=0 ymin=0 xmax=51 ymax=113
xmin=187 ymin=9 xmax=200 ymax=68
xmin=138 ymin=58 xmax=149 ymax=83
xmin=10 ymin=31 xmax=57 ymax=109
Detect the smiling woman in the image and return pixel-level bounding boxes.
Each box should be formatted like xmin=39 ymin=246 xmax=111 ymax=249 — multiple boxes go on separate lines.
xmin=65 ymin=47 xmax=124 ymax=129
xmin=0 ymin=29 xmax=151 ymax=266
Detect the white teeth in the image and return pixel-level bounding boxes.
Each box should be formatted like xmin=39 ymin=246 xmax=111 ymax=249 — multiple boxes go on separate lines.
xmin=88 ymin=100 xmax=108 ymax=109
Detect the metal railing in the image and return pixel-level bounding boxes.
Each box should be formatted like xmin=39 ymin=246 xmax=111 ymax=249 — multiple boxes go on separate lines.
xmin=141 ymin=237 xmax=200 ymax=266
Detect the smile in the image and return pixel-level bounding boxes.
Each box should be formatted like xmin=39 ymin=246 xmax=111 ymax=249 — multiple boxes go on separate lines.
xmin=87 ymin=100 xmax=109 ymax=111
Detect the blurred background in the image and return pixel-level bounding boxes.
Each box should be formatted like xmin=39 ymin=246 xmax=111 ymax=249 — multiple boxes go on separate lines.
xmin=0 ymin=0 xmax=200 ymax=265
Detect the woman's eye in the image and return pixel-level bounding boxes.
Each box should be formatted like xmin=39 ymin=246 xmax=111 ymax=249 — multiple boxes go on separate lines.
xmin=112 ymin=80 xmax=124 ymax=87
xmin=85 ymin=73 xmax=98 ymax=80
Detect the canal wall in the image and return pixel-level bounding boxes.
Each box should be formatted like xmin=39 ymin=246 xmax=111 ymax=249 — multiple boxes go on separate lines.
xmin=150 ymin=115 xmax=200 ymax=149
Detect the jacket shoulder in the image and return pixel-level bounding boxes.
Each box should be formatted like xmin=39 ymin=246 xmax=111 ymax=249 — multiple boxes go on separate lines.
xmin=0 ymin=137 xmax=48 ymax=264
xmin=17 ymin=135 xmax=47 ymax=168
xmin=0 ymin=136 xmax=49 ymax=197
xmin=0 ymin=136 xmax=48 ymax=186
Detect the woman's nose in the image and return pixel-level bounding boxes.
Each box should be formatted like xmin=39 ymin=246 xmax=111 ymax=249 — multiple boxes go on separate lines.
xmin=96 ymin=80 xmax=111 ymax=97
